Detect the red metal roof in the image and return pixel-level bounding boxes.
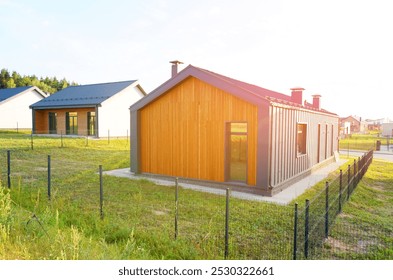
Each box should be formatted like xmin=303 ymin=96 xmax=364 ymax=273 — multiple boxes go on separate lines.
xmin=194 ymin=66 xmax=336 ymax=116
xmin=130 ymin=64 xmax=337 ymax=116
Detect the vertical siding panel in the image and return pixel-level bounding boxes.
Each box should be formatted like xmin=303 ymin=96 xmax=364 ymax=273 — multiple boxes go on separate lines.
xmin=140 ymin=77 xmax=257 ymax=185
xmin=270 ymin=107 xmax=275 ymax=186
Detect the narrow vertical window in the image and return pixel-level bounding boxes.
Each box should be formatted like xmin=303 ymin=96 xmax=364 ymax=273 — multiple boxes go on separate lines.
xmin=331 ymin=124 xmax=334 ymax=156
xmin=48 ymin=112 xmax=57 ymax=134
xmin=297 ymin=123 xmax=307 ymax=156
xmin=87 ymin=112 xmax=96 ymax=136
xmin=325 ymin=124 xmax=328 ymax=159
xmin=227 ymin=122 xmax=248 ymax=182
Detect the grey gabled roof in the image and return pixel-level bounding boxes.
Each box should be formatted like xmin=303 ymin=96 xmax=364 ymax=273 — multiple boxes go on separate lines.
xmin=31 ymin=80 xmax=142 ymax=109
xmin=0 ymin=86 xmax=46 ymax=102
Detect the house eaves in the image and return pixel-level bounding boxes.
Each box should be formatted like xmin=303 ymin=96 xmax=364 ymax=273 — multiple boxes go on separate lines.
xmin=0 ymin=86 xmax=47 ymax=105
xmin=130 ymin=65 xmax=335 ymax=116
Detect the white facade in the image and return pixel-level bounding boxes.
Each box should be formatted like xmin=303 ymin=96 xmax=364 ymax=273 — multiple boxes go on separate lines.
xmin=0 ymin=87 xmax=47 ymax=129
xmin=382 ymin=123 xmax=393 ymax=137
xmin=98 ymin=83 xmax=145 ymax=137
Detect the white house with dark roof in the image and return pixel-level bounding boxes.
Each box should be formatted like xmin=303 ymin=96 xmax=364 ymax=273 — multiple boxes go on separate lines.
xmin=0 ymin=86 xmax=47 ymax=129
xmin=30 ymin=80 xmax=146 ymax=137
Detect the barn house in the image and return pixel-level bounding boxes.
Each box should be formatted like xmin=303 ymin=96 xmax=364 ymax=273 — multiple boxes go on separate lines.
xmin=130 ymin=64 xmax=339 ymax=196
xmin=30 ymin=80 xmax=146 ymax=138
xmin=0 ymin=86 xmax=47 ymax=130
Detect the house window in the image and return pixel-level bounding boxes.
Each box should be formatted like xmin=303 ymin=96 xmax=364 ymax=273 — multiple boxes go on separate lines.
xmin=48 ymin=112 xmax=57 ymax=134
xmin=66 ymin=112 xmax=78 ymax=135
xmin=87 ymin=112 xmax=96 ymax=136
xmin=297 ymin=123 xmax=307 ymax=156
xmin=227 ymin=122 xmax=248 ymax=182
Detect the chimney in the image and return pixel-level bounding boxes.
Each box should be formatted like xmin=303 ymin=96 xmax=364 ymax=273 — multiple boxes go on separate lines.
xmin=170 ymin=60 xmax=183 ymax=77
xmin=290 ymin=87 xmax=304 ymax=105
xmin=312 ymin=94 xmax=321 ymax=110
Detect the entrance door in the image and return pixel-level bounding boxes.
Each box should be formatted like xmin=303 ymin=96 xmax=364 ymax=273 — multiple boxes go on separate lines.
xmin=66 ymin=112 xmax=78 ymax=135
xmin=227 ymin=123 xmax=248 ymax=182
xmin=49 ymin=112 xmax=57 ymax=134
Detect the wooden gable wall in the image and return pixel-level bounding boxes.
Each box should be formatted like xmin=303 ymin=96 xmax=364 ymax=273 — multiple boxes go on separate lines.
xmin=139 ymin=76 xmax=258 ymax=185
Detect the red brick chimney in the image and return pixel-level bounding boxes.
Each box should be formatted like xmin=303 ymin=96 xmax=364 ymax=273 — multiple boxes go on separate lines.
xmin=312 ymin=94 xmax=321 ymax=110
xmin=170 ymin=60 xmax=183 ymax=77
xmin=290 ymin=87 xmax=304 ymax=105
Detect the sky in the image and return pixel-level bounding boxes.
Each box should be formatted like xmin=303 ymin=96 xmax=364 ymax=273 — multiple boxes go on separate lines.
xmin=1 ymin=0 xmax=392 ymax=120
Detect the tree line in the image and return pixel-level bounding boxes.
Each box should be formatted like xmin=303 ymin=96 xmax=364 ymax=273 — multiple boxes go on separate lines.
xmin=0 ymin=68 xmax=78 ymax=94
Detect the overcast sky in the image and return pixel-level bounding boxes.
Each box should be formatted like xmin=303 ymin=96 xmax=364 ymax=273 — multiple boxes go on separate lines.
xmin=1 ymin=0 xmax=392 ymax=120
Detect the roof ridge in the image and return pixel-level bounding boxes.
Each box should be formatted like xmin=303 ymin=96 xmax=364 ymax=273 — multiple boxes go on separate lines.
xmin=68 ymin=80 xmax=137 ymax=88
xmin=191 ymin=65 xmax=292 ymax=101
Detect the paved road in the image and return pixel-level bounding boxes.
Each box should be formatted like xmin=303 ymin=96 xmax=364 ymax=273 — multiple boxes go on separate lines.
xmin=339 ymin=149 xmax=393 ymax=162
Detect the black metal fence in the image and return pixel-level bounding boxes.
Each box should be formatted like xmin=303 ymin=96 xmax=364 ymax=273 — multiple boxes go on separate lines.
xmin=293 ymin=150 xmax=374 ymax=259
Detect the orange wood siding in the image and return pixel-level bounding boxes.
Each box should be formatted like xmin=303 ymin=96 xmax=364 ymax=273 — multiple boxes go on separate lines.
xmin=34 ymin=108 xmax=95 ymax=135
xmin=140 ymin=77 xmax=258 ymax=185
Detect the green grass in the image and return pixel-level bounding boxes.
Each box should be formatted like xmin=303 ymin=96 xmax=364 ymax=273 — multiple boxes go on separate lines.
xmin=320 ymin=160 xmax=393 ymax=259
xmin=0 ymin=131 xmax=392 ymax=259
xmin=339 ymin=133 xmax=385 ymax=151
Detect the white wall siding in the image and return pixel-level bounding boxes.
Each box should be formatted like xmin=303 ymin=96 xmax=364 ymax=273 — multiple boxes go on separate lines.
xmin=0 ymin=89 xmax=44 ymax=129
xmin=98 ymin=84 xmax=145 ymax=137
xmin=269 ymin=105 xmax=339 ymax=188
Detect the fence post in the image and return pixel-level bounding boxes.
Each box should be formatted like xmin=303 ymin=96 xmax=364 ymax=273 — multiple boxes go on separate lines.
xmin=174 ymin=177 xmax=179 ymax=240
xmin=7 ymin=150 xmax=11 ymax=188
xmin=48 ymin=155 xmax=51 ymax=200
xmin=304 ymin=199 xmax=310 ymax=259
xmin=347 ymin=165 xmax=351 ymax=200
xmin=99 ymin=165 xmax=104 ymax=219
xmin=224 ymin=188 xmax=230 ymax=260
xmin=61 ymin=131 xmax=64 ymax=148
xmin=293 ymin=203 xmax=298 ymax=260
xmin=30 ymin=133 xmax=34 ymax=150
xmin=339 ymin=169 xmax=343 ymax=213
xmin=354 ymin=159 xmax=357 ymax=186
xmin=325 ymin=181 xmax=329 ymax=239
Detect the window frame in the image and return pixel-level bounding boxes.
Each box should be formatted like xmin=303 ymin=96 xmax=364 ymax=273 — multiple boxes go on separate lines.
xmin=296 ymin=122 xmax=308 ymax=157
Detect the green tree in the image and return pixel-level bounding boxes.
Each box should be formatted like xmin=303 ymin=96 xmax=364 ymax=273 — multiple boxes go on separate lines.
xmin=0 ymin=68 xmax=77 ymax=93
xmin=6 ymin=78 xmax=16 ymax=88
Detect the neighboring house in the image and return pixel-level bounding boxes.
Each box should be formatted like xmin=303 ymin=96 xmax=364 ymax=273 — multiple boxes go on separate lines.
xmin=340 ymin=115 xmax=367 ymax=134
xmin=130 ymin=64 xmax=339 ymax=196
xmin=365 ymin=118 xmax=389 ymax=131
xmin=30 ymin=80 xmax=146 ymax=137
xmin=0 ymin=86 xmax=47 ymax=129
xmin=382 ymin=122 xmax=393 ymax=137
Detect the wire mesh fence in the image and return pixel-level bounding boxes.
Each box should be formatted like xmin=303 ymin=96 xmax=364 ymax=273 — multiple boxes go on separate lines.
xmin=0 ymin=131 xmax=391 ymax=260
xmin=293 ymin=150 xmax=379 ymax=259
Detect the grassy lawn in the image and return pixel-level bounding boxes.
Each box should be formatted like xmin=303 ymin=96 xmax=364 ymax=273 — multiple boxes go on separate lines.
xmin=0 ymin=131 xmax=392 ymax=259
xmin=339 ymin=133 xmax=387 ymax=151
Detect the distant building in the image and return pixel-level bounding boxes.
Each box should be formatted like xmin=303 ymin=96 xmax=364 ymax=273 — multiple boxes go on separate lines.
xmin=0 ymin=86 xmax=47 ymax=129
xmin=340 ymin=115 xmax=367 ymax=134
xmin=364 ymin=118 xmax=386 ymax=131
xmin=30 ymin=80 xmax=146 ymax=137
xmin=382 ymin=122 xmax=393 ymax=137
